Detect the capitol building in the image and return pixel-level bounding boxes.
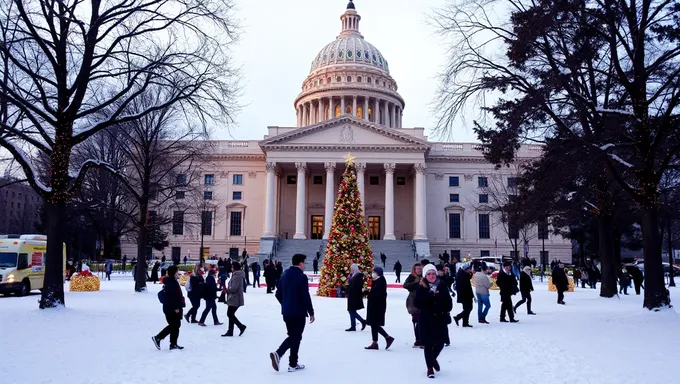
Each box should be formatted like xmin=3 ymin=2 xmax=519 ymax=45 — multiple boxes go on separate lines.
xmin=123 ymin=1 xmax=572 ymax=265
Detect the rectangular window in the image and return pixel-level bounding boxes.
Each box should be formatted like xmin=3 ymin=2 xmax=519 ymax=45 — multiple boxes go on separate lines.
xmin=230 ymin=211 xmax=242 ymax=236
xmin=201 ymin=211 xmax=212 ymax=236
xmin=478 ymin=177 xmax=488 ymax=188
xmin=369 ymin=176 xmax=379 ymax=185
xmin=233 ymin=174 xmax=243 ymax=185
xmin=479 ymin=194 xmax=489 ymax=204
xmin=175 ymin=191 xmax=185 ymax=200
xmin=204 ymin=174 xmax=215 ymax=185
xmin=538 ymin=220 xmax=549 ymax=240
xmin=479 ymin=214 xmax=490 ymax=239
xmin=449 ymin=194 xmax=459 ymax=203
xmin=172 ymin=211 xmax=184 ymax=235
xmin=203 ymin=191 xmax=213 ymax=200
xmin=313 ymin=175 xmax=323 ymax=185
xmin=287 ymin=175 xmax=297 ymax=185
xmin=449 ymin=176 xmax=459 ymax=187
xmin=176 ymin=174 xmax=187 ymax=186
xmin=451 ymin=250 xmax=461 ymax=261
xmin=480 ymin=250 xmax=490 ymax=257
xmin=396 ymin=176 xmax=406 ymax=185
xmin=510 ymin=250 xmax=520 ymax=259
xmin=448 ymin=213 xmax=461 ymax=239
xmin=508 ymin=177 xmax=519 ymax=189
xmin=232 ymin=191 xmax=242 ymax=200
xmin=508 ymin=217 xmax=519 ymax=239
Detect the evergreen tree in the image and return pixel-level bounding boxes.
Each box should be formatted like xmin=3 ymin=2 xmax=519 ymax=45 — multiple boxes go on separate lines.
xmin=318 ymin=155 xmax=374 ymax=297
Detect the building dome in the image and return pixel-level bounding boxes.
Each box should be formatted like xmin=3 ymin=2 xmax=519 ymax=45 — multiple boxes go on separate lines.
xmin=294 ymin=1 xmax=404 ymax=129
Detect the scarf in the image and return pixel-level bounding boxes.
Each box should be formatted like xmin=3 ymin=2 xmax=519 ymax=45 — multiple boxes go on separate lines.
xmin=428 ymin=278 xmax=441 ymax=293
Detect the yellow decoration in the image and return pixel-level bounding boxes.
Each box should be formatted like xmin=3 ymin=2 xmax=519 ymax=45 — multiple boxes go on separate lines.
xmin=69 ymin=274 xmax=101 ymax=292
xmin=471 ymin=276 xmax=499 ymax=290
xmin=343 ymin=153 xmax=356 ymax=165
xmin=179 ymin=274 xmax=189 ymax=287
xmin=548 ymin=277 xmax=575 ymax=292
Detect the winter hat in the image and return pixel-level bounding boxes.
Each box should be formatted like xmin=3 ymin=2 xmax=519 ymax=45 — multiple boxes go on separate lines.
xmin=462 ymin=263 xmax=471 ymax=270
xmin=523 ymin=266 xmax=532 ymax=272
xmin=422 ymin=264 xmax=437 ymax=277
xmin=372 ymin=266 xmax=384 ymax=277
xmin=350 ymin=263 xmax=360 ymax=275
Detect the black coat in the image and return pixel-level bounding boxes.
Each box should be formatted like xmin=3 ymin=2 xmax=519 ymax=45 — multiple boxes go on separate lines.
xmin=276 ymin=264 xmax=284 ymax=278
xmin=264 ymin=264 xmax=276 ymax=280
xmin=203 ymin=274 xmax=218 ymax=300
xmin=628 ymin=266 xmax=643 ymax=283
xmin=162 ymin=276 xmax=185 ymax=314
xmin=496 ymin=270 xmax=519 ymax=302
xmin=275 ymin=266 xmax=314 ymax=317
xmin=519 ymin=271 xmax=534 ymax=293
xmin=455 ymin=269 xmax=473 ymax=304
xmin=552 ymin=267 xmax=569 ymax=291
xmin=346 ymin=273 xmax=365 ymax=311
xmin=366 ymin=277 xmax=387 ymax=326
xmin=312 ymin=259 xmax=319 ymax=271
xmin=414 ymin=280 xmax=453 ymax=345
xmin=187 ymin=274 xmax=205 ymax=299
xmin=393 ymin=262 xmax=402 ymax=274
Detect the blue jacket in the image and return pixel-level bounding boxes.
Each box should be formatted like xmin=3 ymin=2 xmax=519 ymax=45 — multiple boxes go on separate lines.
xmin=275 ymin=266 xmax=314 ymax=318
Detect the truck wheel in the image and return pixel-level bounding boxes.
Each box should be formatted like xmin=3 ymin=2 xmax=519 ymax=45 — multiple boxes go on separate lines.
xmin=18 ymin=280 xmax=31 ymax=297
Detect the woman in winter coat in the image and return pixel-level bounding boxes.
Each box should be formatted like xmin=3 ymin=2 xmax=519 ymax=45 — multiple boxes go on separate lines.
xmin=453 ymin=263 xmax=475 ymax=327
xmin=403 ymin=263 xmax=423 ymax=348
xmin=514 ymin=266 xmax=536 ymax=315
xmin=415 ymin=263 xmax=453 ymax=378
xmin=152 ymin=265 xmax=186 ymax=350
xmin=198 ymin=269 xmax=223 ymax=326
xmin=223 ymin=261 xmax=247 ymax=337
xmin=184 ymin=266 xmax=204 ymax=323
xmin=150 ymin=261 xmax=160 ymax=283
xmin=364 ymin=267 xmax=395 ymax=350
xmin=346 ymin=263 xmax=367 ymax=331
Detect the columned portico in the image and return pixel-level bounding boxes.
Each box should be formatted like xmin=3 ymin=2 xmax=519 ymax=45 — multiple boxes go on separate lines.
xmin=323 ymin=162 xmax=336 ymax=239
xmin=383 ymin=163 xmax=396 ymax=240
xmin=263 ymin=162 xmax=277 ymax=237
xmin=294 ymin=162 xmax=308 ymax=239
xmin=414 ymin=163 xmax=427 ymax=239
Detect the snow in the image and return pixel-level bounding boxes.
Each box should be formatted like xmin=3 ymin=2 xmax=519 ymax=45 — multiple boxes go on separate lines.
xmin=609 ymin=154 xmax=634 ymax=168
xmin=599 ymin=143 xmax=615 ymax=150
xmin=2 ymin=272 xmax=680 ymax=384
xmin=595 ymin=107 xmax=635 ymax=116
xmin=68 ymin=159 xmax=120 ymax=179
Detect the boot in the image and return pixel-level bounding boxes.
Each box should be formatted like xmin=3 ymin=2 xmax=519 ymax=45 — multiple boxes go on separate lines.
xmin=364 ymin=341 xmax=379 ymax=350
xmin=433 ymin=359 xmax=441 ymax=372
xmin=184 ymin=314 xmax=190 ymax=323
xmin=385 ymin=336 xmax=395 ymax=350
xmin=427 ymin=368 xmax=435 ymax=378
xmin=361 ymin=321 xmax=367 ymax=331
xmin=239 ymin=325 xmax=247 ymax=336
xmin=345 ymin=327 xmax=357 ymax=332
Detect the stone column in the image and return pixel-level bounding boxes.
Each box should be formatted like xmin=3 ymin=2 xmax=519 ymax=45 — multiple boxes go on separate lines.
xmin=329 ymin=97 xmax=335 ymax=120
xmin=313 ymin=100 xmax=318 ymax=124
xmin=383 ymin=163 xmax=396 ymax=240
xmin=353 ymin=96 xmax=357 ymax=117
xmin=293 ymin=162 xmax=307 ymax=239
xmin=414 ymin=163 xmax=427 ymax=239
xmin=303 ymin=103 xmax=309 ymax=126
xmin=356 ymin=162 xmax=366 ymax=213
xmin=363 ymin=98 xmax=369 ymax=121
xmin=341 ymin=96 xmax=346 ymax=116
xmin=296 ymin=106 xmax=300 ymax=127
xmin=391 ymin=104 xmax=396 ymax=128
xmin=263 ymin=162 xmax=277 ymax=237
xmin=323 ymin=162 xmax=336 ymax=239
xmin=375 ymin=99 xmax=380 ymax=125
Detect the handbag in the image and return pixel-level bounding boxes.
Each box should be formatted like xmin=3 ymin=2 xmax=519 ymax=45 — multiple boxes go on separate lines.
xmin=218 ymin=290 xmax=226 ymax=303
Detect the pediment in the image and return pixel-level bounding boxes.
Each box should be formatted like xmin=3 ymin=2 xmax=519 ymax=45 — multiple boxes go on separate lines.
xmin=260 ymin=116 xmax=429 ymax=151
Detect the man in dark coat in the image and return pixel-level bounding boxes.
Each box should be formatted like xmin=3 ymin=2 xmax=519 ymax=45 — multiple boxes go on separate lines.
xmin=514 ymin=266 xmax=536 ymax=315
xmin=121 ymin=255 xmax=127 ymax=274
xmin=251 ymin=261 xmax=261 ymax=288
xmin=380 ymin=253 xmax=387 ymax=268
xmin=552 ymin=263 xmax=568 ymax=304
xmin=312 ymin=258 xmax=319 ymax=274
xmin=152 ymin=265 xmax=185 ymax=350
xmin=276 ymin=260 xmax=284 ymax=286
xmin=453 ymin=263 xmax=474 ymax=327
xmin=184 ymin=268 xmax=204 ymax=323
xmin=270 ymin=254 xmax=315 ymax=372
xmin=364 ymin=267 xmax=395 ymax=350
xmin=345 ymin=263 xmax=367 ymax=331
xmin=264 ymin=260 xmax=276 ymax=294
xmin=393 ymin=260 xmax=402 ymax=283
xmin=627 ymin=265 xmax=644 ymax=295
xmin=496 ymin=262 xmax=519 ymax=322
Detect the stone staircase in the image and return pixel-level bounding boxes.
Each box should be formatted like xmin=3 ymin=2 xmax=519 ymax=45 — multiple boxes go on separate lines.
xmin=273 ymin=239 xmax=326 ymax=270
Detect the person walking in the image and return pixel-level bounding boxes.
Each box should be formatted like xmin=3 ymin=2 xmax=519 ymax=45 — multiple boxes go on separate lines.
xmin=496 ymin=262 xmax=519 ymax=323
xmin=269 ymin=254 xmax=315 ymax=373
xmin=619 ymin=268 xmax=631 ymax=295
xmin=105 ymin=260 xmax=113 ymax=281
xmin=580 ymin=268 xmax=589 ymax=289
xmin=345 ymin=263 xmax=367 ymax=332
xmin=393 ymin=260 xmax=402 ymax=283
xmin=364 ymin=267 xmax=395 ymax=350
xmin=198 ymin=269 xmax=223 ymax=326
xmin=453 ymin=263 xmax=474 ymax=327
xmin=122 ymin=255 xmax=127 ymax=274
xmin=251 ymin=261 xmax=261 ymax=288
xmin=152 ymin=265 xmax=185 ymax=350
xmin=276 ymin=260 xmax=284 ymax=286
xmin=223 ymin=261 xmax=247 ymax=337
xmin=415 ymin=263 xmax=453 ymax=378
xmin=184 ymin=266 xmax=204 ymax=323
xmin=264 ymin=259 xmax=276 ymax=294
xmin=628 ymin=265 xmax=644 ymax=295
xmin=552 ymin=263 xmax=568 ymax=305
xmin=514 ymin=266 xmax=536 ymax=315
xmin=474 ymin=265 xmax=492 ymax=324
xmin=572 ymin=267 xmax=581 ymax=288
xmin=403 ymin=263 xmax=423 ymax=348
xmin=380 ymin=253 xmax=387 ymax=268
xmin=243 ymin=259 xmax=251 ymax=286
xmin=312 ymin=258 xmax=319 ymax=275
xmin=150 ymin=261 xmax=160 ymax=284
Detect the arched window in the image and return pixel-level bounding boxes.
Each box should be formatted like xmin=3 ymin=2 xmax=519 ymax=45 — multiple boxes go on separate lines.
xmin=336 ymin=76 xmax=341 ymax=83
xmin=335 ymin=105 xmax=341 ymax=117
xmin=357 ymin=106 xmax=363 ymax=119
xmin=368 ymin=77 xmax=372 ymax=84
xmin=327 ymin=77 xmax=331 ymax=84
xmin=357 ymin=76 xmax=362 ymax=82
xmin=345 ymin=105 xmax=352 ymax=114
xmin=347 ymin=76 xmax=352 ymax=82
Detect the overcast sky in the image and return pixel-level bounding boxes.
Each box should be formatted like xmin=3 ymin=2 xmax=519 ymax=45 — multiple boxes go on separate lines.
xmin=223 ymin=0 xmax=479 ymax=143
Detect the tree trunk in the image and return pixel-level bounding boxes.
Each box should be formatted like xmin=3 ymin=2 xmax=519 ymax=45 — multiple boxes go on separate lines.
xmin=39 ymin=200 xmax=67 ymax=308
xmin=598 ymin=214 xmax=617 ymax=298
xmin=640 ymin=207 xmax=670 ymax=309
xmin=135 ymin=223 xmax=148 ymax=291
xmin=668 ymin=220 xmax=675 ymax=287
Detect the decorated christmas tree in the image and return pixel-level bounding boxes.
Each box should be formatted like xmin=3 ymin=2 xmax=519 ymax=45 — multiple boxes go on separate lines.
xmin=317 ymin=154 xmax=374 ymax=297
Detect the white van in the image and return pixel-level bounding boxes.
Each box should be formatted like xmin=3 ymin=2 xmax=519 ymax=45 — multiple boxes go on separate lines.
xmin=0 ymin=235 xmax=66 ymax=296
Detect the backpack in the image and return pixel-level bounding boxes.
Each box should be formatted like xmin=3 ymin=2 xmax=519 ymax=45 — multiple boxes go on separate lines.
xmin=157 ymin=286 xmax=166 ymax=304
xmin=185 ymin=275 xmax=192 ymax=292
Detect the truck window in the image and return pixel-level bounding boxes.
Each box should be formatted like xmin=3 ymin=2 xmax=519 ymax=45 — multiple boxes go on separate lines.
xmin=0 ymin=252 xmax=18 ymax=268
xmin=17 ymin=253 xmax=28 ymax=270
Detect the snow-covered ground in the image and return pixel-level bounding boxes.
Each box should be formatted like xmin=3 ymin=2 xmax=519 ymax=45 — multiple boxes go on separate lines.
xmin=2 ymin=272 xmax=679 ymax=384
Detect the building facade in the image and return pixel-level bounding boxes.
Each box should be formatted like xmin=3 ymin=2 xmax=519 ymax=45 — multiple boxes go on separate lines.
xmin=0 ymin=178 xmax=42 ymax=235
xmin=122 ymin=1 xmax=572 ymax=264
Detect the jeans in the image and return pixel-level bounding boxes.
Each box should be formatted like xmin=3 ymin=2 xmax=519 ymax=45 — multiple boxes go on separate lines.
xmin=157 ymin=311 xmax=182 ymax=345
xmin=199 ymin=299 xmax=219 ymax=324
xmin=186 ymin=296 xmax=201 ymax=321
xmin=276 ymin=316 xmax=306 ymax=368
xmin=476 ymin=293 xmax=490 ymax=321
xmin=348 ymin=310 xmax=365 ymax=329
xmin=371 ymin=325 xmax=389 ymax=342
xmin=515 ymin=291 xmax=532 ymax=313
xmin=227 ymin=306 xmax=244 ymax=333
xmin=423 ymin=343 xmax=444 ymax=370
xmin=253 ymin=275 xmax=260 ymax=287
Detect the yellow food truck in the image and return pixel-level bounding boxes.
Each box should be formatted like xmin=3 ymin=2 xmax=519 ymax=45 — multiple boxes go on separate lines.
xmin=0 ymin=235 xmax=66 ymax=296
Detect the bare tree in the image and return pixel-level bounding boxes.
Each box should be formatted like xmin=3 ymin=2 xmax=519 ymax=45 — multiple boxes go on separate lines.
xmin=0 ymin=0 xmax=239 ymax=307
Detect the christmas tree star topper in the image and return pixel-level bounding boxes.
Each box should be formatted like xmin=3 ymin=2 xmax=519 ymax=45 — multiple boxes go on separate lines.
xmin=343 ymin=153 xmax=356 ymax=165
